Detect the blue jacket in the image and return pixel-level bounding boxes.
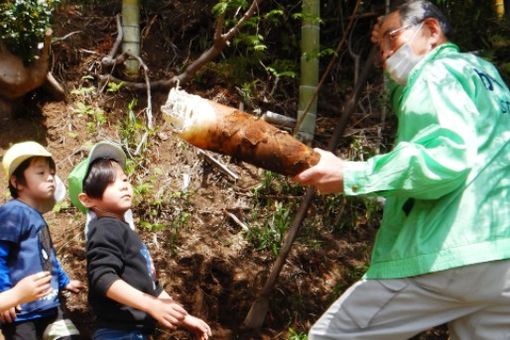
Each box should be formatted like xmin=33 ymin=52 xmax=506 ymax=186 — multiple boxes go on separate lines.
xmin=0 ymin=199 xmax=70 ymax=322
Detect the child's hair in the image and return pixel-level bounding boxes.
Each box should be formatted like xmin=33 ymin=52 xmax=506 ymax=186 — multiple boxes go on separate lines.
xmin=82 ymin=158 xmax=118 ymax=199
xmin=9 ymin=156 xmax=56 ymax=198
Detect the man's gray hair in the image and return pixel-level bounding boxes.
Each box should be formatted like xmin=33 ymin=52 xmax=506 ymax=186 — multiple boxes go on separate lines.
xmin=394 ymin=0 xmax=452 ymax=38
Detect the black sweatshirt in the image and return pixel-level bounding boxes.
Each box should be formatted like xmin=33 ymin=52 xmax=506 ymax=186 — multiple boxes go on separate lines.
xmin=86 ymin=216 xmax=163 ymax=333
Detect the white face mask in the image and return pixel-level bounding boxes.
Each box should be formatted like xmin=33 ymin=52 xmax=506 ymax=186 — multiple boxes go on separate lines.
xmin=54 ymin=175 xmax=66 ymax=202
xmin=384 ymin=23 xmax=424 ymax=85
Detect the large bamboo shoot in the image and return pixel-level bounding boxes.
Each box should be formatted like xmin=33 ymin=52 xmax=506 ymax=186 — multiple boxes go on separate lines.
xmin=161 ymin=88 xmax=320 ymax=176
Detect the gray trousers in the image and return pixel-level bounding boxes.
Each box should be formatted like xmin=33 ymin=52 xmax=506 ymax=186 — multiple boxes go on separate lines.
xmin=309 ymin=259 xmax=510 ymax=340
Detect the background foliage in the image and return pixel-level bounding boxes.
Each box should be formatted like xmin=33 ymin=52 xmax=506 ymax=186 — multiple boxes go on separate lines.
xmin=0 ymin=0 xmax=60 ymax=64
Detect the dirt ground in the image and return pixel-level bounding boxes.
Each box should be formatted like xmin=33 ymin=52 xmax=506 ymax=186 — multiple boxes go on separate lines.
xmin=1 ymin=90 xmax=364 ymax=340
xmin=0 ymin=2 xmax=450 ymax=340
xmin=0 ymin=101 xmax=371 ymax=339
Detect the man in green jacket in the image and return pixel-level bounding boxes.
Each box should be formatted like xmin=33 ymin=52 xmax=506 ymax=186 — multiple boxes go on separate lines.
xmin=294 ymin=0 xmax=510 ymax=339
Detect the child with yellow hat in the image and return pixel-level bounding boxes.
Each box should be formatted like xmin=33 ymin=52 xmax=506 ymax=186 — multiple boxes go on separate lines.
xmin=0 ymin=141 xmax=83 ymax=339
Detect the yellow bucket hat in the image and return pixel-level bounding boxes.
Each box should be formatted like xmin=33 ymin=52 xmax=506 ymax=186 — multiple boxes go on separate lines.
xmin=2 ymin=141 xmax=53 ymax=178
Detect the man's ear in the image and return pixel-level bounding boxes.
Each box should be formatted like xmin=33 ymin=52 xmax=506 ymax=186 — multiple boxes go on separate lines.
xmin=78 ymin=193 xmax=96 ymax=209
xmin=423 ymin=17 xmax=446 ymax=47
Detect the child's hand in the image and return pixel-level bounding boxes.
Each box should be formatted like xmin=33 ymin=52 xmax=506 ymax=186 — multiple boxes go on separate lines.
xmin=182 ymin=315 xmax=212 ymax=340
xmin=149 ymin=298 xmax=187 ymax=330
xmin=13 ymin=271 xmax=52 ymax=304
xmin=0 ymin=307 xmax=17 ymax=323
xmin=65 ymin=279 xmax=85 ymax=293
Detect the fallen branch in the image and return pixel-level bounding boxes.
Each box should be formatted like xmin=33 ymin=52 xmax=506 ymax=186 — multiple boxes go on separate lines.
xmin=123 ymin=52 xmax=152 ymax=130
xmin=51 ymin=30 xmax=82 ymax=43
xmin=97 ymin=74 xmax=173 ymax=90
xmin=225 ymin=211 xmax=249 ymax=231
xmin=43 ymin=72 xmax=66 ymax=100
xmin=171 ymin=0 xmax=263 ymax=85
xmin=97 ymin=2 xmax=263 ymax=91
xmin=198 ymin=149 xmax=239 ymax=181
xmin=101 ymin=14 xmax=123 ymax=68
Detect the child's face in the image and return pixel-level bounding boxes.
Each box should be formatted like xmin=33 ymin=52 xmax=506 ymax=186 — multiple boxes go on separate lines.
xmin=19 ymin=157 xmax=56 ymax=203
xmin=94 ymin=161 xmax=133 ymax=218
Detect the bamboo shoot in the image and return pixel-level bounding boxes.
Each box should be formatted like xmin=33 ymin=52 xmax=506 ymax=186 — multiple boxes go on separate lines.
xmin=161 ymin=88 xmax=320 ymax=176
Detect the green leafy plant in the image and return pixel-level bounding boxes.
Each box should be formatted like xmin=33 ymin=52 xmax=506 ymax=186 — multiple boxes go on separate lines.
xmin=106 ymin=80 xmax=125 ymax=93
xmin=72 ymin=102 xmax=106 ymax=133
xmin=288 ymin=328 xmax=308 ymax=340
xmin=70 ymin=86 xmax=96 ymax=97
xmin=247 ymin=201 xmax=292 ymax=255
xmin=120 ymin=98 xmax=147 ymax=150
xmin=0 ymin=0 xmax=60 ymax=64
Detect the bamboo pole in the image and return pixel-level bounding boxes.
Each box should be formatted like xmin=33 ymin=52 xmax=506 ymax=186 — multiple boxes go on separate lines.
xmin=297 ymin=0 xmax=320 ymax=143
xmin=495 ymin=0 xmax=505 ymax=19
xmin=122 ymin=0 xmax=140 ymax=79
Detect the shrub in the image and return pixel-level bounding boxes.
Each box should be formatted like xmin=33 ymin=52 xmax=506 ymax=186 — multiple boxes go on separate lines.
xmin=0 ymin=0 xmax=60 ymax=64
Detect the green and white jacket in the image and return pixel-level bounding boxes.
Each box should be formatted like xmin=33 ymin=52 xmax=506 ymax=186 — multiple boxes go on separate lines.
xmin=344 ymin=43 xmax=510 ymax=279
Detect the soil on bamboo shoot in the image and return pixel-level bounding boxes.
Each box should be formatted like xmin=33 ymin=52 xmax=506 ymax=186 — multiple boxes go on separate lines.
xmin=161 ymin=88 xmax=320 ymax=176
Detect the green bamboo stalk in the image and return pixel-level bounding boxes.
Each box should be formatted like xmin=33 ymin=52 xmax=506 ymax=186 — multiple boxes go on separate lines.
xmin=494 ymin=0 xmax=505 ymax=18
xmin=296 ymin=0 xmax=320 ymax=143
xmin=122 ymin=0 xmax=140 ymax=79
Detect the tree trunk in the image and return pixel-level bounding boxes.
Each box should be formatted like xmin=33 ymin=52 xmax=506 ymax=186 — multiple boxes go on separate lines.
xmin=0 ymin=31 xmax=51 ymax=100
xmin=296 ymin=0 xmax=320 ymax=144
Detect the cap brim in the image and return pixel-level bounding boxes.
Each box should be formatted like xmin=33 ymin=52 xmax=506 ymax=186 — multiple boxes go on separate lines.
xmin=67 ymin=142 xmax=127 ymax=213
xmin=89 ymin=142 xmax=126 ymax=169
xmin=68 ymin=159 xmax=89 ymax=213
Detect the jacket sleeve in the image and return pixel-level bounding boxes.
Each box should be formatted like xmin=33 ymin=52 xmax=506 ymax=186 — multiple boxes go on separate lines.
xmin=344 ymin=61 xmax=478 ymax=199
xmin=53 ymin=257 xmax=71 ymax=289
xmin=87 ymin=219 xmax=127 ymax=296
xmin=0 ymin=241 xmax=13 ymax=292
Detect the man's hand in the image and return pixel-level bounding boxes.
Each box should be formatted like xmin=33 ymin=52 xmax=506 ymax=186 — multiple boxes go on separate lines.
xmin=293 ymin=148 xmax=345 ymax=194
xmin=65 ymin=279 xmax=85 ymax=293
xmin=182 ymin=314 xmax=212 ymax=340
xmin=13 ymin=271 xmax=51 ymax=304
xmin=148 ymin=298 xmax=187 ymax=330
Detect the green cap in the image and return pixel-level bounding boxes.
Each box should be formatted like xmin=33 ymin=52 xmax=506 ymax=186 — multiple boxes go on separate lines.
xmin=68 ymin=141 xmax=126 ymax=213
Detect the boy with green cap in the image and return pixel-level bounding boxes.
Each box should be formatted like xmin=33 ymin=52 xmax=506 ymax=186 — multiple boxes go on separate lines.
xmin=0 ymin=141 xmax=83 ymax=339
xmin=68 ymin=141 xmax=211 ymax=340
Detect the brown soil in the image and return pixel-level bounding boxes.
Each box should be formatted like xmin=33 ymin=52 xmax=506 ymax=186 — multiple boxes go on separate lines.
xmin=0 ymin=2 xmax=448 ymax=340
